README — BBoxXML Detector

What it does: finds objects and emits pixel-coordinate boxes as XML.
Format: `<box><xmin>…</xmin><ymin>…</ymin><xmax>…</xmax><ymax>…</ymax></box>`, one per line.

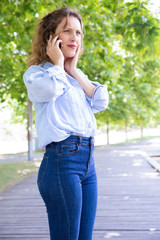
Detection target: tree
<box><xmin>1</xmin><ymin>0</ymin><xmax>160</xmax><ymax>151</ymax></box>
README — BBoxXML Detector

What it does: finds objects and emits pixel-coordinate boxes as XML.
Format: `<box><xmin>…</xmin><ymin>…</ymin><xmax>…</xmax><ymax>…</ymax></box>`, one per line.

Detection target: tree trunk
<box><xmin>27</xmin><ymin>99</ymin><xmax>33</xmax><ymax>161</ymax></box>
<box><xmin>106</xmin><ymin>120</ymin><xmax>109</xmax><ymax>145</ymax></box>
<box><xmin>125</xmin><ymin>119</ymin><xmax>128</xmax><ymax>143</ymax></box>
<box><xmin>140</xmin><ymin>125</ymin><xmax>143</xmax><ymax>139</ymax></box>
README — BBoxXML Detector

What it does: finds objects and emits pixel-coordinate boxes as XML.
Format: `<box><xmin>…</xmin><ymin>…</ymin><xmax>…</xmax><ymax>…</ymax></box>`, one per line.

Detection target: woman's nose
<box><xmin>70</xmin><ymin>32</ymin><xmax>77</xmax><ymax>41</ymax></box>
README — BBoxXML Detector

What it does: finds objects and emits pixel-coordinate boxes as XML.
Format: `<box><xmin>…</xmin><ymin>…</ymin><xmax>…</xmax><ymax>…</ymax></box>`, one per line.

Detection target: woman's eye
<box><xmin>76</xmin><ymin>31</ymin><xmax>81</xmax><ymax>35</ymax></box>
<box><xmin>64</xmin><ymin>29</ymin><xmax>69</xmax><ymax>32</ymax></box>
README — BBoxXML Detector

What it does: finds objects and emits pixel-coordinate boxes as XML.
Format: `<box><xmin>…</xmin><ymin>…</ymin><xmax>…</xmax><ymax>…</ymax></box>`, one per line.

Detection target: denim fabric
<box><xmin>37</xmin><ymin>135</ymin><xmax>97</xmax><ymax>240</ymax></box>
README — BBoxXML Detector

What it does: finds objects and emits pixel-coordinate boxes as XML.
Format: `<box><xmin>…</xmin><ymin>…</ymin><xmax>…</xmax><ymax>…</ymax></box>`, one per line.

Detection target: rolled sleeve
<box><xmin>23</xmin><ymin>65</ymin><xmax>69</xmax><ymax>103</ymax></box>
<box><xmin>77</xmin><ymin>68</ymin><xmax>109</xmax><ymax>113</ymax></box>
<box><xmin>85</xmin><ymin>82</ymin><xmax>109</xmax><ymax>113</ymax></box>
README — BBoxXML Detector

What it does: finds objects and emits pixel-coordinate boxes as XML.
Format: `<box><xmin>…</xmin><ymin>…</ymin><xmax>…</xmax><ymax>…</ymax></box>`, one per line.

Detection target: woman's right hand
<box><xmin>46</xmin><ymin>35</ymin><xmax>64</xmax><ymax>69</ymax></box>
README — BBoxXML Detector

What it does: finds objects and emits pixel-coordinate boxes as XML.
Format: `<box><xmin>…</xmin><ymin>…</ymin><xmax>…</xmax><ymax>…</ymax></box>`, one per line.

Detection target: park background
<box><xmin>1</xmin><ymin>1</ymin><xmax>160</xmax><ymax>239</ymax></box>
<box><xmin>1</xmin><ymin>0</ymin><xmax>160</xmax><ymax>156</ymax></box>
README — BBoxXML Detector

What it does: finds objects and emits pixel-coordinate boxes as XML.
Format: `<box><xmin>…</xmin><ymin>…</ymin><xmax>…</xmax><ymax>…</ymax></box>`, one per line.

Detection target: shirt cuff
<box><xmin>86</xmin><ymin>82</ymin><xmax>101</xmax><ymax>106</ymax></box>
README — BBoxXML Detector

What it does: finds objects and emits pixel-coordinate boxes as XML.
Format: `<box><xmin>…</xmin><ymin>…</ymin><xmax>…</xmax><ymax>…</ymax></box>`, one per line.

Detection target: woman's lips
<box><xmin>67</xmin><ymin>45</ymin><xmax>77</xmax><ymax>49</ymax></box>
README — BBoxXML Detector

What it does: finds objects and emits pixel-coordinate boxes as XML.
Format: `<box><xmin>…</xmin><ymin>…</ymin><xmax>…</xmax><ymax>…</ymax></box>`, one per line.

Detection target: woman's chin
<box><xmin>63</xmin><ymin>51</ymin><xmax>76</xmax><ymax>59</ymax></box>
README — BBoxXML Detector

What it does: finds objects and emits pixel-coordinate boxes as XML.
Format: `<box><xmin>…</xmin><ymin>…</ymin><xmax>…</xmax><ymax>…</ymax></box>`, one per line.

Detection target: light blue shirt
<box><xmin>23</xmin><ymin>62</ymin><xmax>109</xmax><ymax>148</ymax></box>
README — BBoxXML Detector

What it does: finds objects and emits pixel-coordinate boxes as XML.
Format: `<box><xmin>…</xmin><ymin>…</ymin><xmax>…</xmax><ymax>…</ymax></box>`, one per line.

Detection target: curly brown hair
<box><xmin>28</xmin><ymin>7</ymin><xmax>84</xmax><ymax>67</ymax></box>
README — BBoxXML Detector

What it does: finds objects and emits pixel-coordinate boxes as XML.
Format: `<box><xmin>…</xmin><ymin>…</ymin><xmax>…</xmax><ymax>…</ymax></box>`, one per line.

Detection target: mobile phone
<box><xmin>57</xmin><ymin>37</ymin><xmax>62</xmax><ymax>49</ymax></box>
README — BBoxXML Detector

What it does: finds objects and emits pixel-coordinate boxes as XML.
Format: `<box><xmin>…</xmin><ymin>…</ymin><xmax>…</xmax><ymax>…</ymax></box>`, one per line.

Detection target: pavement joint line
<box><xmin>140</xmin><ymin>151</ymin><xmax>160</xmax><ymax>172</ymax></box>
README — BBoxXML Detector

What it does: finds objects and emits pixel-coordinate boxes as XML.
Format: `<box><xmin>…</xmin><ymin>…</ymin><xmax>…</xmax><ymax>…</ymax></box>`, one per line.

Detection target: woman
<box><xmin>23</xmin><ymin>7</ymin><xmax>108</xmax><ymax>240</ymax></box>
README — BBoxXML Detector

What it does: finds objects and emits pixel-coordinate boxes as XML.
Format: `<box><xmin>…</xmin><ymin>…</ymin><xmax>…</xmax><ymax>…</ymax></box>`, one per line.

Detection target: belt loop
<box><xmin>88</xmin><ymin>137</ymin><xmax>91</xmax><ymax>146</ymax></box>
<box><xmin>79</xmin><ymin>136</ymin><xmax>82</xmax><ymax>144</ymax></box>
<box><xmin>90</xmin><ymin>136</ymin><xmax>94</xmax><ymax>145</ymax></box>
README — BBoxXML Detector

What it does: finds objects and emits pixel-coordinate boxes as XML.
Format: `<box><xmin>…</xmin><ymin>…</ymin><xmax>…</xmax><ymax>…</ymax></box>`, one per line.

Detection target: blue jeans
<box><xmin>37</xmin><ymin>135</ymin><xmax>97</xmax><ymax>240</ymax></box>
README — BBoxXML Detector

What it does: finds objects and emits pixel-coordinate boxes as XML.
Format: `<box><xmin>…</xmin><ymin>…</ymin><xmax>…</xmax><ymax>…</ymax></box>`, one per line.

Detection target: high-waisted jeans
<box><xmin>37</xmin><ymin>135</ymin><xmax>97</xmax><ymax>240</ymax></box>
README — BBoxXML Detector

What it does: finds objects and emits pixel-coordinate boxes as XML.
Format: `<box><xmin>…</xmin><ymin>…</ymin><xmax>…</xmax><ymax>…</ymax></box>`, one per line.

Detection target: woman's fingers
<box><xmin>47</xmin><ymin>36</ymin><xmax>63</xmax><ymax>53</ymax></box>
<box><xmin>72</xmin><ymin>45</ymin><xmax>81</xmax><ymax>64</ymax></box>
<box><xmin>47</xmin><ymin>35</ymin><xmax>63</xmax><ymax>51</ymax></box>
<box><xmin>76</xmin><ymin>44</ymin><xmax>81</xmax><ymax>56</ymax></box>
<box><xmin>46</xmin><ymin>34</ymin><xmax>64</xmax><ymax>68</ymax></box>
<box><xmin>47</xmin><ymin>35</ymin><xmax>53</xmax><ymax>46</ymax></box>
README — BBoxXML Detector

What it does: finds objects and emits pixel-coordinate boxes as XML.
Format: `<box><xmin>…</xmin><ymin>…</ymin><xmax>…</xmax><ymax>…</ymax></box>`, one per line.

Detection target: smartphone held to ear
<box><xmin>59</xmin><ymin>42</ymin><xmax>62</xmax><ymax>49</ymax></box>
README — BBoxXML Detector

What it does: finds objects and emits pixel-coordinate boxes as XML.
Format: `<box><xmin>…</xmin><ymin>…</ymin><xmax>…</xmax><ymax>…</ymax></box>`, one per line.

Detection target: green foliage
<box><xmin>1</xmin><ymin>0</ymin><xmax>160</xmax><ymax>128</ymax></box>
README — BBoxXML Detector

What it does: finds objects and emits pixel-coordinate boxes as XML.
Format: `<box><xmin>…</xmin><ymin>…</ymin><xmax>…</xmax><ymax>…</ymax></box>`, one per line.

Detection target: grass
<box><xmin>96</xmin><ymin>135</ymin><xmax>159</xmax><ymax>148</ymax></box>
<box><xmin>110</xmin><ymin>136</ymin><xmax>150</xmax><ymax>145</ymax></box>
<box><xmin>0</xmin><ymin>161</ymin><xmax>40</xmax><ymax>193</ymax></box>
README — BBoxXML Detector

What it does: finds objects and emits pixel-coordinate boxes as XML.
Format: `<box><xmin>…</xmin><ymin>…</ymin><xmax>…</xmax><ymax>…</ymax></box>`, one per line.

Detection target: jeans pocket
<box><xmin>37</xmin><ymin>155</ymin><xmax>48</xmax><ymax>185</ymax></box>
<box><xmin>58</xmin><ymin>142</ymin><xmax>80</xmax><ymax>156</ymax></box>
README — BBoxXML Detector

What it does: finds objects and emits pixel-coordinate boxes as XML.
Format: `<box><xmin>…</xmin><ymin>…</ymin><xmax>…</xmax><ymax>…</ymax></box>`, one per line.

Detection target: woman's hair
<box><xmin>28</xmin><ymin>7</ymin><xmax>84</xmax><ymax>66</ymax></box>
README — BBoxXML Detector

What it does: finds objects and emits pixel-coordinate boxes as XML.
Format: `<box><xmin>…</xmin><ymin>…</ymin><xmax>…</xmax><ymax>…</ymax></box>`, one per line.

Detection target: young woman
<box><xmin>23</xmin><ymin>7</ymin><xmax>109</xmax><ymax>240</ymax></box>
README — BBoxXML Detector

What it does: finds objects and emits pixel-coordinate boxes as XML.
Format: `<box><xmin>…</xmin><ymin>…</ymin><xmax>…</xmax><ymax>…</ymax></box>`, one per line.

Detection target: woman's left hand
<box><xmin>64</xmin><ymin>45</ymin><xmax>81</xmax><ymax>77</ymax></box>
<box><xmin>64</xmin><ymin>44</ymin><xmax>96</xmax><ymax>97</ymax></box>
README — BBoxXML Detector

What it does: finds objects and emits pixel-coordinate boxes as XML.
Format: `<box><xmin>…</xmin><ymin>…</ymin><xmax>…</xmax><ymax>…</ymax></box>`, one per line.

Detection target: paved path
<box><xmin>0</xmin><ymin>138</ymin><xmax>160</xmax><ymax>239</ymax></box>
<box><xmin>0</xmin><ymin>152</ymin><xmax>44</xmax><ymax>163</ymax></box>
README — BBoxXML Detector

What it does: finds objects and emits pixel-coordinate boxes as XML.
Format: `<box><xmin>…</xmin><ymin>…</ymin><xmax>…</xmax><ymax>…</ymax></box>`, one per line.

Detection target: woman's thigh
<box><xmin>79</xmin><ymin>172</ymin><xmax>98</xmax><ymax>240</ymax></box>
<box><xmin>37</xmin><ymin>146</ymin><xmax>88</xmax><ymax>240</ymax></box>
<box><xmin>37</xmin><ymin>137</ymin><xmax>96</xmax><ymax>240</ymax></box>
<box><xmin>47</xmin><ymin>173</ymin><xmax>83</xmax><ymax>240</ymax></box>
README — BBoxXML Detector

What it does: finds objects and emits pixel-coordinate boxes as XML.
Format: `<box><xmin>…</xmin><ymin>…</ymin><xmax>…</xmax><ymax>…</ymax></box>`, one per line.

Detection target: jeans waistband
<box><xmin>66</xmin><ymin>135</ymin><xmax>94</xmax><ymax>144</ymax></box>
<box><xmin>46</xmin><ymin>135</ymin><xmax>94</xmax><ymax>148</ymax></box>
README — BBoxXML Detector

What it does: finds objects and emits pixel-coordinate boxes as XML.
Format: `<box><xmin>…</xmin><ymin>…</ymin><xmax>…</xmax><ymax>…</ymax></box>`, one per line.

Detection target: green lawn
<box><xmin>0</xmin><ymin>161</ymin><xmax>40</xmax><ymax>193</ymax></box>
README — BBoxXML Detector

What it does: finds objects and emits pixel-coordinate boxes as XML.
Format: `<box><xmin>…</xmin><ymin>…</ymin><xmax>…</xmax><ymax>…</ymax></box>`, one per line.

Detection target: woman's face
<box><xmin>55</xmin><ymin>16</ymin><xmax>82</xmax><ymax>60</ymax></box>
